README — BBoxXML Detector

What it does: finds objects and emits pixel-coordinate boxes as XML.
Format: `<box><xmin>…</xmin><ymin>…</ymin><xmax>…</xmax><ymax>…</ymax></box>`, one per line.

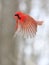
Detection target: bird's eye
<box><xmin>15</xmin><ymin>14</ymin><xmax>21</xmax><ymax>19</ymax></box>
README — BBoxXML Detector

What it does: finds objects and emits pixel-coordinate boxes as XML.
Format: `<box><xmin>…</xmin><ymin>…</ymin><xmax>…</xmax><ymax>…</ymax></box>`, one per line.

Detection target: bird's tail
<box><xmin>37</xmin><ymin>21</ymin><xmax>43</xmax><ymax>25</ymax></box>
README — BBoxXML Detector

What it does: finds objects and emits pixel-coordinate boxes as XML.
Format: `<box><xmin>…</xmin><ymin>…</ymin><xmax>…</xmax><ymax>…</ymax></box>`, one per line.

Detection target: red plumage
<box><xmin>14</xmin><ymin>11</ymin><xmax>43</xmax><ymax>37</ymax></box>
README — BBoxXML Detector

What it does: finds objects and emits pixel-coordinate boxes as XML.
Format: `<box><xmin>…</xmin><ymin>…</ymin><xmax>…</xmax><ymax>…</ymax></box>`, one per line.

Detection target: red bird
<box><xmin>14</xmin><ymin>11</ymin><xmax>43</xmax><ymax>38</ymax></box>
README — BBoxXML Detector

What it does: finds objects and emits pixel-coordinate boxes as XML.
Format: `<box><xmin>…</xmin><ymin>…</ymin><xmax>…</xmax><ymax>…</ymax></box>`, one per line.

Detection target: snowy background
<box><xmin>0</xmin><ymin>0</ymin><xmax>49</xmax><ymax>65</ymax></box>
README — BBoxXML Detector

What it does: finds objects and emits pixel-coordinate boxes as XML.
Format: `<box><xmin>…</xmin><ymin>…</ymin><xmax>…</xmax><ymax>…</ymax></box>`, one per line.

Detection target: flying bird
<box><xmin>14</xmin><ymin>11</ymin><xmax>43</xmax><ymax>38</ymax></box>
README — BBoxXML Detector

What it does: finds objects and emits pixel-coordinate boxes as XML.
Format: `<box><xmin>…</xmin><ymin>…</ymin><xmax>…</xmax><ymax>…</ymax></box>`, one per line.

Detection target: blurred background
<box><xmin>0</xmin><ymin>0</ymin><xmax>49</xmax><ymax>65</ymax></box>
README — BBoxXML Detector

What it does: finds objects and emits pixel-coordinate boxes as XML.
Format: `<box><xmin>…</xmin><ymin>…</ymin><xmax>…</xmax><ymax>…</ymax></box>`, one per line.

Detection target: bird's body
<box><xmin>14</xmin><ymin>11</ymin><xmax>43</xmax><ymax>38</ymax></box>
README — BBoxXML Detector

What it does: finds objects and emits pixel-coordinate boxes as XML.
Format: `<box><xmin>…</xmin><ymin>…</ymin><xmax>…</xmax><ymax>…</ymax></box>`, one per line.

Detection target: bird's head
<box><xmin>14</xmin><ymin>11</ymin><xmax>26</xmax><ymax>23</ymax></box>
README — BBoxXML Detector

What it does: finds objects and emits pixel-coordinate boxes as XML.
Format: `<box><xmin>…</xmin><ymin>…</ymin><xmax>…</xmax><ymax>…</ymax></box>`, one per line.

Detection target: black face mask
<box><xmin>15</xmin><ymin>14</ymin><xmax>21</xmax><ymax>19</ymax></box>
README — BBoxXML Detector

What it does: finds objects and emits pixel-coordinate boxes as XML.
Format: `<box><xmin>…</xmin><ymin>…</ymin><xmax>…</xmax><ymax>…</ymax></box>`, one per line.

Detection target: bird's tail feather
<box><xmin>37</xmin><ymin>21</ymin><xmax>43</xmax><ymax>25</ymax></box>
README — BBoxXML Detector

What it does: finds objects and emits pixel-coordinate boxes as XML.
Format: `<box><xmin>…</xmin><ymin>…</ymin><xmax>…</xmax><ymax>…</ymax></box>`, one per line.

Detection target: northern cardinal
<box><xmin>14</xmin><ymin>11</ymin><xmax>43</xmax><ymax>38</ymax></box>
